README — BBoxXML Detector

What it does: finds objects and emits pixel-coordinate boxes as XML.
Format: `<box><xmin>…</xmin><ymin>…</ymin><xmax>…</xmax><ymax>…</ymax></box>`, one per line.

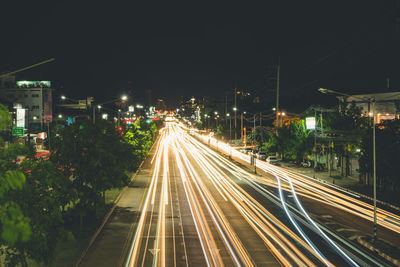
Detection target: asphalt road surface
<box><xmin>82</xmin><ymin>122</ymin><xmax>400</xmax><ymax>267</ymax></box>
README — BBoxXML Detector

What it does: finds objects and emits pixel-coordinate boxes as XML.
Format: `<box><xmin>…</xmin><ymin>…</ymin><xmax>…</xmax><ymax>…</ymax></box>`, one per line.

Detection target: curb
<box><xmin>357</xmin><ymin>236</ymin><xmax>400</xmax><ymax>266</ymax></box>
<box><xmin>74</xmin><ymin>137</ymin><xmax>158</xmax><ymax>267</ymax></box>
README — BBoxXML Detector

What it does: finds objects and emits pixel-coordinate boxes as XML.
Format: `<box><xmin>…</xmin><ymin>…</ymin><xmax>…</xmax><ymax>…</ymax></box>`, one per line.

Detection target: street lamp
<box><xmin>318</xmin><ymin>87</ymin><xmax>377</xmax><ymax>241</ymax></box>
<box><xmin>227</xmin><ymin>113</ymin><xmax>231</xmax><ymax>141</ymax></box>
<box><xmin>93</xmin><ymin>95</ymin><xmax>129</xmax><ymax>123</ymax></box>
<box><xmin>61</xmin><ymin>95</ymin><xmax>66</xmax><ymax>100</ymax></box>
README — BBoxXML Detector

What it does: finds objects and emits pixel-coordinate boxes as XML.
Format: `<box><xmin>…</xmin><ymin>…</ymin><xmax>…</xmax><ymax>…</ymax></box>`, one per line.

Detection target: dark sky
<box><xmin>1</xmin><ymin>1</ymin><xmax>399</xmax><ymax>110</ymax></box>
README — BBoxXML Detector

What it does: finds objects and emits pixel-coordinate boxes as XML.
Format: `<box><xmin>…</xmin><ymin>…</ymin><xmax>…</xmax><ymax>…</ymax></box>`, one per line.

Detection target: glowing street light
<box><xmin>121</xmin><ymin>95</ymin><xmax>128</xmax><ymax>101</ymax></box>
<box><xmin>61</xmin><ymin>95</ymin><xmax>66</xmax><ymax>100</ymax></box>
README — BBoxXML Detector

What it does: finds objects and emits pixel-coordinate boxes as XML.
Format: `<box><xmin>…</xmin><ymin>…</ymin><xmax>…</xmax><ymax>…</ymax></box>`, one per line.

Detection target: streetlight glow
<box><xmin>61</xmin><ymin>95</ymin><xmax>66</xmax><ymax>100</ymax></box>
<box><xmin>121</xmin><ymin>95</ymin><xmax>128</xmax><ymax>101</ymax></box>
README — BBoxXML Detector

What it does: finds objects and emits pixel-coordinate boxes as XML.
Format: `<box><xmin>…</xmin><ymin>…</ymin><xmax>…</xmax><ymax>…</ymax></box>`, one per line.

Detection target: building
<box><xmin>338</xmin><ymin>92</ymin><xmax>400</xmax><ymax>123</ymax></box>
<box><xmin>0</xmin><ymin>78</ymin><xmax>53</xmax><ymax>133</ymax></box>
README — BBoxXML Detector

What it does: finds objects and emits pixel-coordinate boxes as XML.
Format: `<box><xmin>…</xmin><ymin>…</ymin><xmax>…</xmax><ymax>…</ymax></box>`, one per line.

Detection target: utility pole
<box><xmin>225</xmin><ymin>93</ymin><xmax>228</xmax><ymax>125</ymax></box>
<box><xmin>234</xmin><ymin>88</ymin><xmax>237</xmax><ymax>140</ymax></box>
<box><xmin>275</xmin><ymin>60</ymin><xmax>280</xmax><ymax>133</ymax></box>
<box><xmin>229</xmin><ymin>114</ymin><xmax>232</xmax><ymax>141</ymax></box>
<box><xmin>314</xmin><ymin>109</ymin><xmax>317</xmax><ymax>178</ymax></box>
<box><xmin>241</xmin><ymin>113</ymin><xmax>244</xmax><ymax>143</ymax></box>
<box><xmin>372</xmin><ymin>100</ymin><xmax>377</xmax><ymax>241</ymax></box>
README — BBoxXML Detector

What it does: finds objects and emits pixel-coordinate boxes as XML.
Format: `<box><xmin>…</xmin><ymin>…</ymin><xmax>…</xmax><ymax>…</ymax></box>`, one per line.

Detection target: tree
<box><xmin>261</xmin><ymin>120</ymin><xmax>313</xmax><ymax>162</ymax></box>
<box><xmin>248</xmin><ymin>126</ymin><xmax>269</xmax><ymax>149</ymax></box>
<box><xmin>324</xmin><ymin>101</ymin><xmax>368</xmax><ymax>176</ymax></box>
<box><xmin>6</xmin><ymin>160</ymin><xmax>73</xmax><ymax>266</ymax></box>
<box><xmin>51</xmin><ymin>120</ymin><xmax>131</xmax><ymax>224</ymax></box>
<box><xmin>359</xmin><ymin>119</ymin><xmax>400</xmax><ymax>190</ymax></box>
<box><xmin>216</xmin><ymin>124</ymin><xmax>224</xmax><ymax>137</ymax></box>
<box><xmin>0</xmin><ymin>104</ymin><xmax>32</xmax><ymax>266</ymax></box>
<box><xmin>195</xmin><ymin>121</ymin><xmax>203</xmax><ymax>130</ymax></box>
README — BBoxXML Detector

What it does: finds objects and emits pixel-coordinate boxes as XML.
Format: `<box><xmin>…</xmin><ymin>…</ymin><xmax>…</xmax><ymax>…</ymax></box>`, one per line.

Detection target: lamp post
<box><xmin>319</xmin><ymin>88</ymin><xmax>377</xmax><ymax>241</ymax></box>
<box><xmin>227</xmin><ymin>113</ymin><xmax>231</xmax><ymax>141</ymax></box>
<box><xmin>93</xmin><ymin>95</ymin><xmax>128</xmax><ymax>124</ymax></box>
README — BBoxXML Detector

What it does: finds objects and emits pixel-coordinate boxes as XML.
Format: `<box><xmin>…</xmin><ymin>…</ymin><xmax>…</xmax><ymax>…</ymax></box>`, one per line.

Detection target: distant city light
<box><xmin>61</xmin><ymin>95</ymin><xmax>66</xmax><ymax>100</ymax></box>
<box><xmin>121</xmin><ymin>95</ymin><xmax>128</xmax><ymax>101</ymax></box>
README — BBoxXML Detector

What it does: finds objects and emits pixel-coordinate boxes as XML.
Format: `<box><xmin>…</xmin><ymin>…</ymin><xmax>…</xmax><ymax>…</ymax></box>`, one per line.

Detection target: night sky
<box><xmin>1</xmin><ymin>1</ymin><xmax>399</xmax><ymax>110</ymax></box>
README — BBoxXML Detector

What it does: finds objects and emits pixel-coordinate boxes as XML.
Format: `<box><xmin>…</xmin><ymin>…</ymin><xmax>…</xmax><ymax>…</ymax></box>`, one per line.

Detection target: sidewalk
<box><xmin>76</xmin><ymin>150</ymin><xmax>154</xmax><ymax>267</ymax></box>
<box><xmin>279</xmin><ymin>161</ymin><xmax>360</xmax><ymax>188</ymax></box>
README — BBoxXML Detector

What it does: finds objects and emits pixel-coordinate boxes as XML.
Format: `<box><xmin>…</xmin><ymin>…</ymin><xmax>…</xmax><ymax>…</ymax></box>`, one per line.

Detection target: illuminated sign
<box><xmin>16</xmin><ymin>109</ymin><xmax>25</xmax><ymax>127</ymax></box>
<box><xmin>306</xmin><ymin>117</ymin><xmax>316</xmax><ymax>130</ymax></box>
<box><xmin>16</xmin><ymin>80</ymin><xmax>51</xmax><ymax>88</ymax></box>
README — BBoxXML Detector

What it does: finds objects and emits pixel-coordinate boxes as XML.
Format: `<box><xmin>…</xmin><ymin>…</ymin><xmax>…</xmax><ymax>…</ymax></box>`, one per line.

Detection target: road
<box><xmin>121</xmin><ymin>122</ymin><xmax>400</xmax><ymax>266</ymax></box>
<box><xmin>78</xmin><ymin>121</ymin><xmax>400</xmax><ymax>266</ymax></box>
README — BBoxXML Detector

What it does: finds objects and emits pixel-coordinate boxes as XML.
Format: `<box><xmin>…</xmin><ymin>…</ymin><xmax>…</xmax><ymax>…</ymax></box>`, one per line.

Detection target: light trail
<box><xmin>172</xmin><ymin>124</ymin><xmax>327</xmax><ymax>266</ymax></box>
<box><xmin>193</xmin><ymin>128</ymin><xmax>399</xmax><ymax>266</ymax></box>
<box><xmin>127</xmin><ymin>122</ymin><xmax>395</xmax><ymax>266</ymax></box>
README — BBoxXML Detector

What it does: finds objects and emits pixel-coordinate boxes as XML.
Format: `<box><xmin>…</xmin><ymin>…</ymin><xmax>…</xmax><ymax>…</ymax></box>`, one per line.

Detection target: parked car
<box><xmin>266</xmin><ymin>155</ymin><xmax>278</xmax><ymax>164</ymax></box>
<box><xmin>240</xmin><ymin>147</ymin><xmax>253</xmax><ymax>154</ymax></box>
<box><xmin>300</xmin><ymin>160</ymin><xmax>312</xmax><ymax>168</ymax></box>
<box><xmin>257</xmin><ymin>151</ymin><xmax>268</xmax><ymax>160</ymax></box>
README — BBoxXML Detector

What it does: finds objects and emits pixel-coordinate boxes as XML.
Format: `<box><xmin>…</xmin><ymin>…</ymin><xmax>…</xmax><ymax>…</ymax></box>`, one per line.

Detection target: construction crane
<box><xmin>0</xmin><ymin>58</ymin><xmax>55</xmax><ymax>79</ymax></box>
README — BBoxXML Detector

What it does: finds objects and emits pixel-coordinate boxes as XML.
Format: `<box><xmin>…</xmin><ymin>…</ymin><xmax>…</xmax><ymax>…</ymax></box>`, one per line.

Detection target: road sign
<box><xmin>67</xmin><ymin>117</ymin><xmax>75</xmax><ymax>125</ymax></box>
<box><xmin>12</xmin><ymin>127</ymin><xmax>24</xmax><ymax>136</ymax></box>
